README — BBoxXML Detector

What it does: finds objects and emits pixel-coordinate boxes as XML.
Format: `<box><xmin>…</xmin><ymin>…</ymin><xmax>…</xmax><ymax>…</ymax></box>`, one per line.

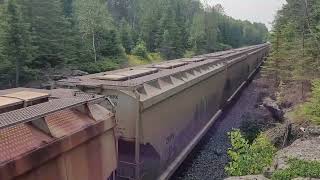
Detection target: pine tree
<box><xmin>159</xmin><ymin>1</ymin><xmax>182</xmax><ymax>59</ymax></box>
<box><xmin>62</xmin><ymin>0</ymin><xmax>73</xmax><ymax>17</ymax></box>
<box><xmin>268</xmin><ymin>0</ymin><xmax>320</xmax><ymax>81</ymax></box>
<box><xmin>20</xmin><ymin>0</ymin><xmax>74</xmax><ymax>68</ymax></box>
<box><xmin>0</xmin><ymin>0</ymin><xmax>272</xmax><ymax>87</ymax></box>
<box><xmin>3</xmin><ymin>0</ymin><xmax>32</xmax><ymax>87</ymax></box>
<box><xmin>97</xmin><ymin>29</ymin><xmax>124</xmax><ymax>58</ymax></box>
<box><xmin>204</xmin><ymin>7</ymin><xmax>219</xmax><ymax>52</ymax></box>
<box><xmin>0</xmin><ymin>2</ymin><xmax>13</xmax><ymax>87</ymax></box>
<box><xmin>189</xmin><ymin>12</ymin><xmax>207</xmax><ymax>54</ymax></box>
<box><xmin>119</xmin><ymin>18</ymin><xmax>133</xmax><ymax>54</ymax></box>
<box><xmin>139</xmin><ymin>0</ymin><xmax>162</xmax><ymax>52</ymax></box>
<box><xmin>160</xmin><ymin>30</ymin><xmax>174</xmax><ymax>59</ymax></box>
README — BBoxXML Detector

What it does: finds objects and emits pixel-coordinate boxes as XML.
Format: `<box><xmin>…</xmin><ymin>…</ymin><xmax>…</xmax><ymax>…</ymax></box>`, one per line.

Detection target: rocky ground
<box><xmin>171</xmin><ymin>73</ymin><xmax>277</xmax><ymax>180</ymax></box>
<box><xmin>223</xmin><ymin>129</ymin><xmax>320</xmax><ymax>180</ymax></box>
<box><xmin>24</xmin><ymin>68</ymin><xmax>88</xmax><ymax>89</ymax></box>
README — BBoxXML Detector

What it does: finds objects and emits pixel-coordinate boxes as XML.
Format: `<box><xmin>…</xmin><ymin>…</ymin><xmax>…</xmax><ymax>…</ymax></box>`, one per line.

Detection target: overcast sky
<box><xmin>204</xmin><ymin>0</ymin><xmax>287</xmax><ymax>30</ymax></box>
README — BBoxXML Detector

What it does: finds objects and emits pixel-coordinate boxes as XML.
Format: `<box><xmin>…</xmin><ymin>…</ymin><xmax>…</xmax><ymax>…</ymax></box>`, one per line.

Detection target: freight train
<box><xmin>0</xmin><ymin>44</ymin><xmax>269</xmax><ymax>180</ymax></box>
<box><xmin>57</xmin><ymin>43</ymin><xmax>270</xmax><ymax>180</ymax></box>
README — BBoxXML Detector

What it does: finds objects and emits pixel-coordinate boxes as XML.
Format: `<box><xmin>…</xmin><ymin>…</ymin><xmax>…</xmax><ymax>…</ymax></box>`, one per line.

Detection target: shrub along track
<box><xmin>171</xmin><ymin>73</ymin><xmax>269</xmax><ymax>180</ymax></box>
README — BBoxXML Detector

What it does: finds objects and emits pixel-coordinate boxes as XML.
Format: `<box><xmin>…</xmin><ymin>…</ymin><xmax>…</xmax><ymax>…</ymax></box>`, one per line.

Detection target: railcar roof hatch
<box><xmin>96</xmin><ymin>68</ymin><xmax>159</xmax><ymax>81</ymax></box>
<box><xmin>0</xmin><ymin>97</ymin><xmax>22</xmax><ymax>109</ymax></box>
<box><xmin>3</xmin><ymin>91</ymin><xmax>49</xmax><ymax>101</ymax></box>
<box><xmin>181</xmin><ymin>57</ymin><xmax>206</xmax><ymax>63</ymax></box>
<box><xmin>151</xmin><ymin>61</ymin><xmax>187</xmax><ymax>69</ymax></box>
<box><xmin>0</xmin><ymin>91</ymin><xmax>50</xmax><ymax>112</ymax></box>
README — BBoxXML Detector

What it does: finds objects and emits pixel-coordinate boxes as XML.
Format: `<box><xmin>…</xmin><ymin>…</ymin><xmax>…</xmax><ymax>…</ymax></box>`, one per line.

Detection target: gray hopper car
<box><xmin>58</xmin><ymin>43</ymin><xmax>270</xmax><ymax>180</ymax></box>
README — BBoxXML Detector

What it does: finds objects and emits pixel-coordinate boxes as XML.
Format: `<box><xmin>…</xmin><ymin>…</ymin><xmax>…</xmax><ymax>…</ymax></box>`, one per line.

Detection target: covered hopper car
<box><xmin>0</xmin><ymin>88</ymin><xmax>117</xmax><ymax>180</ymax></box>
<box><xmin>58</xmin><ymin>43</ymin><xmax>270</xmax><ymax>180</ymax></box>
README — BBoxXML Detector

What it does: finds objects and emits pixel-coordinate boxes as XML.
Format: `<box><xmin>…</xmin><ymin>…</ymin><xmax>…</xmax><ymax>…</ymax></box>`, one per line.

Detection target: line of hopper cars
<box><xmin>0</xmin><ymin>43</ymin><xmax>270</xmax><ymax>180</ymax></box>
<box><xmin>58</xmin><ymin>43</ymin><xmax>270</xmax><ymax>180</ymax></box>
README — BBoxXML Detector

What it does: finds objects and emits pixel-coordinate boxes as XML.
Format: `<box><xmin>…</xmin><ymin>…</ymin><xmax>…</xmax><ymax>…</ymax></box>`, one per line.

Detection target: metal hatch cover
<box><xmin>151</xmin><ymin>61</ymin><xmax>188</xmax><ymax>69</ymax></box>
<box><xmin>96</xmin><ymin>68</ymin><xmax>159</xmax><ymax>81</ymax></box>
<box><xmin>181</xmin><ymin>57</ymin><xmax>206</xmax><ymax>63</ymax></box>
<box><xmin>2</xmin><ymin>91</ymin><xmax>49</xmax><ymax>101</ymax></box>
<box><xmin>0</xmin><ymin>97</ymin><xmax>23</xmax><ymax>109</ymax></box>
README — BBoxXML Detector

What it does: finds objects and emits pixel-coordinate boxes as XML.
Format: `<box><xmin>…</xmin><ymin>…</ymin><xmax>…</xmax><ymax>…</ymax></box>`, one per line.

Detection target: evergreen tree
<box><xmin>21</xmin><ymin>0</ymin><xmax>74</xmax><ymax>68</ymax></box>
<box><xmin>62</xmin><ymin>0</ymin><xmax>73</xmax><ymax>17</ymax></box>
<box><xmin>160</xmin><ymin>30</ymin><xmax>174</xmax><ymax>59</ymax></box>
<box><xmin>96</xmin><ymin>29</ymin><xmax>124</xmax><ymax>59</ymax></box>
<box><xmin>119</xmin><ymin>18</ymin><xmax>133</xmax><ymax>54</ymax></box>
<box><xmin>159</xmin><ymin>1</ymin><xmax>183</xmax><ymax>59</ymax></box>
<box><xmin>139</xmin><ymin>0</ymin><xmax>162</xmax><ymax>52</ymax></box>
<box><xmin>268</xmin><ymin>0</ymin><xmax>320</xmax><ymax>81</ymax></box>
<box><xmin>0</xmin><ymin>0</ymin><xmax>270</xmax><ymax>86</ymax></box>
<box><xmin>189</xmin><ymin>12</ymin><xmax>207</xmax><ymax>54</ymax></box>
<box><xmin>2</xmin><ymin>0</ymin><xmax>32</xmax><ymax>86</ymax></box>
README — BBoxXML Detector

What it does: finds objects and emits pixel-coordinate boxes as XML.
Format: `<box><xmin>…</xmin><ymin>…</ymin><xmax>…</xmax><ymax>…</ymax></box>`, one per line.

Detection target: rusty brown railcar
<box><xmin>0</xmin><ymin>89</ymin><xmax>117</xmax><ymax>180</ymax></box>
<box><xmin>58</xmin><ymin>43</ymin><xmax>270</xmax><ymax>180</ymax></box>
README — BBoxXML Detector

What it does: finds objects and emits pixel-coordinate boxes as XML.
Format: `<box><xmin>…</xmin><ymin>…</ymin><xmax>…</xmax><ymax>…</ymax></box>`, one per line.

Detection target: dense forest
<box><xmin>269</xmin><ymin>0</ymin><xmax>320</xmax><ymax>81</ymax></box>
<box><xmin>0</xmin><ymin>0</ymin><xmax>268</xmax><ymax>88</ymax></box>
<box><xmin>224</xmin><ymin>1</ymin><xmax>320</xmax><ymax>179</ymax></box>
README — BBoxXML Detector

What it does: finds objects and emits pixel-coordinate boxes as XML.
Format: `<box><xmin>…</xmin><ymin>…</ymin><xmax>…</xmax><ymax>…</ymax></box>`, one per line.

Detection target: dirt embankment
<box><xmin>172</xmin><ymin>70</ymin><xmax>316</xmax><ymax>180</ymax></box>
<box><xmin>223</xmin><ymin>76</ymin><xmax>319</xmax><ymax>180</ymax></box>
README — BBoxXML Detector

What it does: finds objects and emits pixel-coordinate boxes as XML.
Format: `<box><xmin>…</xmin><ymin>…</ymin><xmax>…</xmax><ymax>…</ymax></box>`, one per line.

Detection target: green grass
<box><xmin>127</xmin><ymin>53</ymin><xmax>163</xmax><ymax>66</ymax></box>
<box><xmin>272</xmin><ymin>159</ymin><xmax>320</xmax><ymax>180</ymax></box>
<box><xmin>293</xmin><ymin>80</ymin><xmax>320</xmax><ymax>124</ymax></box>
<box><xmin>184</xmin><ymin>50</ymin><xmax>195</xmax><ymax>58</ymax></box>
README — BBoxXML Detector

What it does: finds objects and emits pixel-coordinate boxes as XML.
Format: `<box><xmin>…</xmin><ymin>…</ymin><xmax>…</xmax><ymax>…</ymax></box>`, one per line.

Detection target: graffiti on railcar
<box><xmin>165</xmin><ymin>133</ymin><xmax>177</xmax><ymax>164</ymax></box>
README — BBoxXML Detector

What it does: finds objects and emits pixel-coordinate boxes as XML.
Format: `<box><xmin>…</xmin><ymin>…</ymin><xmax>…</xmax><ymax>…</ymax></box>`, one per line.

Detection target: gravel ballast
<box><xmin>171</xmin><ymin>73</ymin><xmax>268</xmax><ymax>180</ymax></box>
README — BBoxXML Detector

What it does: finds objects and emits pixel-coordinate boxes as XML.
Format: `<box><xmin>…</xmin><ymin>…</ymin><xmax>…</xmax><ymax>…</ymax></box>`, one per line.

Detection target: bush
<box><xmin>183</xmin><ymin>50</ymin><xmax>195</xmax><ymax>58</ymax></box>
<box><xmin>239</xmin><ymin>114</ymin><xmax>266</xmax><ymax>143</ymax></box>
<box><xmin>78</xmin><ymin>60</ymin><xmax>120</xmax><ymax>74</ymax></box>
<box><xmin>216</xmin><ymin>43</ymin><xmax>233</xmax><ymax>51</ymax></box>
<box><xmin>299</xmin><ymin>80</ymin><xmax>320</xmax><ymax>124</ymax></box>
<box><xmin>127</xmin><ymin>54</ymin><xmax>148</xmax><ymax>66</ymax></box>
<box><xmin>272</xmin><ymin>159</ymin><xmax>320</xmax><ymax>180</ymax></box>
<box><xmin>147</xmin><ymin>52</ymin><xmax>163</xmax><ymax>62</ymax></box>
<box><xmin>127</xmin><ymin>53</ymin><xmax>163</xmax><ymax>66</ymax></box>
<box><xmin>225</xmin><ymin>129</ymin><xmax>276</xmax><ymax>176</ymax></box>
<box><xmin>132</xmin><ymin>41</ymin><xmax>148</xmax><ymax>59</ymax></box>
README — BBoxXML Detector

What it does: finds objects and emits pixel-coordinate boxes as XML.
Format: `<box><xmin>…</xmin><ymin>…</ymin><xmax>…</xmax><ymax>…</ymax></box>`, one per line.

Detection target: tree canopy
<box><xmin>268</xmin><ymin>0</ymin><xmax>320</xmax><ymax>81</ymax></box>
<box><xmin>0</xmin><ymin>0</ymin><xmax>268</xmax><ymax>88</ymax></box>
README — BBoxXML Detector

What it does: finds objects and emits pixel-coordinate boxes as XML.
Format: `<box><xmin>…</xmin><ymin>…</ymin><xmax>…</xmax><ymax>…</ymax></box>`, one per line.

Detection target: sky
<box><xmin>204</xmin><ymin>0</ymin><xmax>287</xmax><ymax>30</ymax></box>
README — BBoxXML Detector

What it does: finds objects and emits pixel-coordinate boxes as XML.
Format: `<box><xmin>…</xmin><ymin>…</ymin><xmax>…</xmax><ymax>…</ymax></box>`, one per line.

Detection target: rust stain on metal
<box><xmin>45</xmin><ymin>109</ymin><xmax>94</xmax><ymax>138</ymax></box>
<box><xmin>0</xmin><ymin>124</ymin><xmax>51</xmax><ymax>163</ymax></box>
<box><xmin>0</xmin><ymin>124</ymin><xmax>35</xmax><ymax>163</ymax></box>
